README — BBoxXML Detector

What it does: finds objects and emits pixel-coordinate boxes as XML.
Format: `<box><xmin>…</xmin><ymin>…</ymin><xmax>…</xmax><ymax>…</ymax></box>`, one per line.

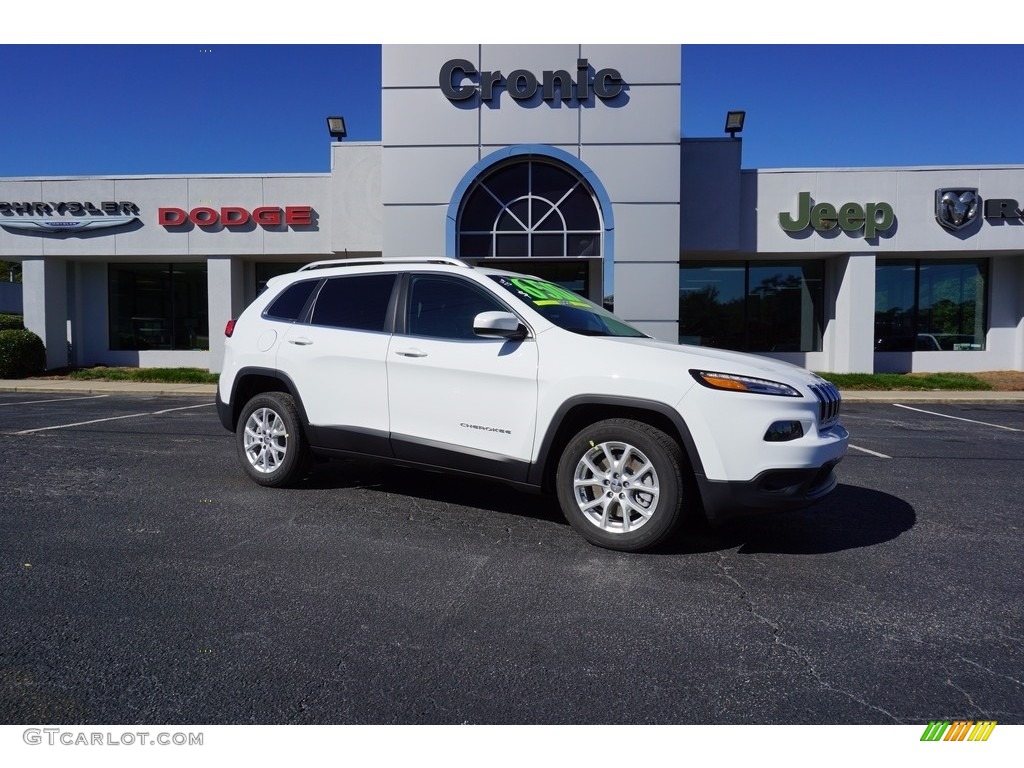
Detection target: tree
<box><xmin>0</xmin><ymin>261</ymin><xmax>21</xmax><ymax>283</ymax></box>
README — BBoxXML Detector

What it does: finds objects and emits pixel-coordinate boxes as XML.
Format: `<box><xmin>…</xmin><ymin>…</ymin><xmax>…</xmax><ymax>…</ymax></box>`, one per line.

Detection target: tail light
<box><xmin>224</xmin><ymin>319</ymin><xmax>237</xmax><ymax>337</ymax></box>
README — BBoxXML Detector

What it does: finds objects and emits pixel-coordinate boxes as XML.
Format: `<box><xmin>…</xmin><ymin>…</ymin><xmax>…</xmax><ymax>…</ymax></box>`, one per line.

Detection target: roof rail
<box><xmin>298</xmin><ymin>256</ymin><xmax>471</xmax><ymax>272</ymax></box>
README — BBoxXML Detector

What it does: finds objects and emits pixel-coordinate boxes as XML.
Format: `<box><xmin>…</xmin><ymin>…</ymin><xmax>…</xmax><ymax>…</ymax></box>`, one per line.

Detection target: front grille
<box><xmin>809</xmin><ymin>382</ymin><xmax>842</xmax><ymax>424</ymax></box>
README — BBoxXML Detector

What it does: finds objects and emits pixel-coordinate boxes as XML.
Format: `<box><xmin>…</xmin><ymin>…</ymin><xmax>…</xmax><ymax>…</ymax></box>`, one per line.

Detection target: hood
<box><xmin>603</xmin><ymin>336</ymin><xmax>819</xmax><ymax>380</ymax></box>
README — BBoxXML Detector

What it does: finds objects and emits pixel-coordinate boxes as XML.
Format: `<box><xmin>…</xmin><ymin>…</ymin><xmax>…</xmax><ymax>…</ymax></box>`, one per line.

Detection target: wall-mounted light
<box><xmin>326</xmin><ymin>116</ymin><xmax>347</xmax><ymax>141</ymax></box>
<box><xmin>724</xmin><ymin>111</ymin><xmax>746</xmax><ymax>138</ymax></box>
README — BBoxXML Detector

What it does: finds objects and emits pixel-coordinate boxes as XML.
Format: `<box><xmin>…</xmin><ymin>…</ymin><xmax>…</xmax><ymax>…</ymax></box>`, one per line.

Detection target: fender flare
<box><xmin>528</xmin><ymin>395</ymin><xmax>706</xmax><ymax>487</ymax></box>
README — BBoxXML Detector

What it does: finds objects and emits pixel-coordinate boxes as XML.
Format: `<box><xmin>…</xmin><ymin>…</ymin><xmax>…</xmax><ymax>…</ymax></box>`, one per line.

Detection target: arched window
<box><xmin>457</xmin><ymin>158</ymin><xmax>602</xmax><ymax>260</ymax></box>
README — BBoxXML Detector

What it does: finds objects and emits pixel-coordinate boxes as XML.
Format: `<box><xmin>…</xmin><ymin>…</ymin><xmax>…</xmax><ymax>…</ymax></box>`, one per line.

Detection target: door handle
<box><xmin>394</xmin><ymin>348</ymin><xmax>427</xmax><ymax>358</ymax></box>
<box><xmin>288</xmin><ymin>337</ymin><xmax>313</xmax><ymax>346</ymax></box>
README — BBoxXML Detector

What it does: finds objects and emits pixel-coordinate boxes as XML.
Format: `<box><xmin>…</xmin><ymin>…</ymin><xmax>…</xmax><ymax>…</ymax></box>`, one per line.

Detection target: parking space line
<box><xmin>893</xmin><ymin>403</ymin><xmax>1022</xmax><ymax>432</ymax></box>
<box><xmin>849</xmin><ymin>444</ymin><xmax>892</xmax><ymax>459</ymax></box>
<box><xmin>13</xmin><ymin>402</ymin><xmax>214</xmax><ymax>435</ymax></box>
<box><xmin>0</xmin><ymin>394</ymin><xmax>109</xmax><ymax>407</ymax></box>
<box><xmin>152</xmin><ymin>403</ymin><xmax>216</xmax><ymax>415</ymax></box>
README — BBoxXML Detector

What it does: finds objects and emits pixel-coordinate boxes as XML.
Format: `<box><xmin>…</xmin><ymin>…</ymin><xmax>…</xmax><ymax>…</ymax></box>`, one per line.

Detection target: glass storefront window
<box><xmin>678</xmin><ymin>265</ymin><xmax>745</xmax><ymax>349</ymax></box>
<box><xmin>679</xmin><ymin>261</ymin><xmax>824</xmax><ymax>352</ymax></box>
<box><xmin>874</xmin><ymin>259</ymin><xmax>987</xmax><ymax>351</ymax></box>
<box><xmin>458</xmin><ymin>158</ymin><xmax>602</xmax><ymax>261</ymax></box>
<box><xmin>874</xmin><ymin>261</ymin><xmax>916</xmax><ymax>349</ymax></box>
<box><xmin>109</xmin><ymin>263</ymin><xmax>209</xmax><ymax>351</ymax></box>
<box><xmin>485</xmin><ymin>259</ymin><xmax>590</xmax><ymax>298</ymax></box>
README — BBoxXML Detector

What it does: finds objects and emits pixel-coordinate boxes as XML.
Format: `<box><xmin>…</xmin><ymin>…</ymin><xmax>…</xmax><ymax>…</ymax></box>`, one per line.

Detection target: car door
<box><xmin>387</xmin><ymin>273</ymin><xmax>539</xmax><ymax>482</ymax></box>
<box><xmin>276</xmin><ymin>272</ymin><xmax>397</xmax><ymax>453</ymax></box>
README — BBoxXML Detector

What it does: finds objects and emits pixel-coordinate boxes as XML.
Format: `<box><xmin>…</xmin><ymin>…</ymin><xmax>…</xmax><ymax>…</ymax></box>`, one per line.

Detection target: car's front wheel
<box><xmin>236</xmin><ymin>392</ymin><xmax>309</xmax><ymax>487</ymax></box>
<box><xmin>556</xmin><ymin>418</ymin><xmax>686</xmax><ymax>552</ymax></box>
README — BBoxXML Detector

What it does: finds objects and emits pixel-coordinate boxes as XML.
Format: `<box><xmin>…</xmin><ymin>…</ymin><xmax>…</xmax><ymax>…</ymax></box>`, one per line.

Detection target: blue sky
<box><xmin>0</xmin><ymin>45</ymin><xmax>383</xmax><ymax>176</ymax></box>
<box><xmin>2</xmin><ymin>11</ymin><xmax>1022</xmax><ymax>177</ymax></box>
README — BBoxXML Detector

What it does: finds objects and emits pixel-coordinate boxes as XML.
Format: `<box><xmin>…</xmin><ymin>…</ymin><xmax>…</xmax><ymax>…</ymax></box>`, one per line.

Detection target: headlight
<box><xmin>689</xmin><ymin>370</ymin><xmax>802</xmax><ymax>397</ymax></box>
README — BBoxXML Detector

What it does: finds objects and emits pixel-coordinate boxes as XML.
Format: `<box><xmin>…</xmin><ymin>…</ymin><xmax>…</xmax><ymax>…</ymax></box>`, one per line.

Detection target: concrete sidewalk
<box><xmin>2</xmin><ymin>378</ymin><xmax>1024</xmax><ymax>403</ymax></box>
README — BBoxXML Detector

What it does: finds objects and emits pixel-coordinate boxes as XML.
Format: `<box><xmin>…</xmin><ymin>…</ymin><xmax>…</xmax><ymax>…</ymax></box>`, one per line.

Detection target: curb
<box><xmin>0</xmin><ymin>380</ymin><xmax>216</xmax><ymax>396</ymax></box>
<box><xmin>838</xmin><ymin>391</ymin><xmax>1024</xmax><ymax>403</ymax></box>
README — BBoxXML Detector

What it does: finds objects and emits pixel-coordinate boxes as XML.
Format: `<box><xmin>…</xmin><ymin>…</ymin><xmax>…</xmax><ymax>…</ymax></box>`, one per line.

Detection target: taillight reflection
<box><xmin>224</xmin><ymin>319</ymin><xmax>237</xmax><ymax>337</ymax></box>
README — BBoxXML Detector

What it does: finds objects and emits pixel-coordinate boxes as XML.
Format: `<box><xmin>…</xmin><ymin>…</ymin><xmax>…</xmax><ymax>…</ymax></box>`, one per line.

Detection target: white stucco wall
<box><xmin>381</xmin><ymin>43</ymin><xmax>682</xmax><ymax>342</ymax></box>
<box><xmin>747</xmin><ymin>165</ymin><xmax>1024</xmax><ymax>255</ymax></box>
<box><xmin>0</xmin><ymin>174</ymin><xmax>335</xmax><ymax>259</ymax></box>
<box><xmin>0</xmin><ymin>171</ymin><xmax>356</xmax><ymax>370</ymax></box>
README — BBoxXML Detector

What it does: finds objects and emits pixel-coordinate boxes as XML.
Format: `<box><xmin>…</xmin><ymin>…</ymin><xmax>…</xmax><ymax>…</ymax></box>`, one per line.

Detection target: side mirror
<box><xmin>473</xmin><ymin>311</ymin><xmax>527</xmax><ymax>340</ymax></box>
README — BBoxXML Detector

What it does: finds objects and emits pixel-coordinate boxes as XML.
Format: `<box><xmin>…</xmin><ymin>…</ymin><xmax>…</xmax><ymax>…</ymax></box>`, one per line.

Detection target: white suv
<box><xmin>217</xmin><ymin>257</ymin><xmax>848</xmax><ymax>552</ymax></box>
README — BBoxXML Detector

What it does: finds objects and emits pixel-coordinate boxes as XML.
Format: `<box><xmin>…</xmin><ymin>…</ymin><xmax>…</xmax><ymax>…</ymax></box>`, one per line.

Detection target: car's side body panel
<box><xmin>387</xmin><ymin>334</ymin><xmax>539</xmax><ymax>464</ymax></box>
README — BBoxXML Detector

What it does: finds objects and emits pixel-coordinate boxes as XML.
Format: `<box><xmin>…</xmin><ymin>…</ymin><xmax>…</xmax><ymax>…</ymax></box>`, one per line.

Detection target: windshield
<box><xmin>488</xmin><ymin>274</ymin><xmax>648</xmax><ymax>338</ymax></box>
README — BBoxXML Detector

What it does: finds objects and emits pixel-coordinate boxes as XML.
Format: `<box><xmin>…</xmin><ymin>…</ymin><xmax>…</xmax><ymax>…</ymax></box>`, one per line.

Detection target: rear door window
<box><xmin>310</xmin><ymin>274</ymin><xmax>397</xmax><ymax>332</ymax></box>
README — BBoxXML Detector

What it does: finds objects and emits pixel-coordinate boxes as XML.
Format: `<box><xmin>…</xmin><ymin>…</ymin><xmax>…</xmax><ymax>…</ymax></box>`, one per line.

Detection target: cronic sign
<box><xmin>439</xmin><ymin>58</ymin><xmax>624</xmax><ymax>104</ymax></box>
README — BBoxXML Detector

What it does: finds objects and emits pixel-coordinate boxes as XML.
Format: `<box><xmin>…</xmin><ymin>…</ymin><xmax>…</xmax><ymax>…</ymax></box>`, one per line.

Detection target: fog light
<box><xmin>764</xmin><ymin>420</ymin><xmax>804</xmax><ymax>442</ymax></box>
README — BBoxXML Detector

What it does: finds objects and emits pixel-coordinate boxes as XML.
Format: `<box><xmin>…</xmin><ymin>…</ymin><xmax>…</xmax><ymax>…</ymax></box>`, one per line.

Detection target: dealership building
<box><xmin>2</xmin><ymin>44</ymin><xmax>1023</xmax><ymax>373</ymax></box>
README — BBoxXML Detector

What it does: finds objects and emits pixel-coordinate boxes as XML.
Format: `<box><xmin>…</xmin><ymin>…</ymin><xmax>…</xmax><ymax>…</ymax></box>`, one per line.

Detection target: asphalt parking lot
<box><xmin>0</xmin><ymin>393</ymin><xmax>1021</xmax><ymax>725</ymax></box>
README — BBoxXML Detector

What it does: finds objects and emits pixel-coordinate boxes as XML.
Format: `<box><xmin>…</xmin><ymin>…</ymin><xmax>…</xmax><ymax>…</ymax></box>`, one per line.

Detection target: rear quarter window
<box><xmin>263</xmin><ymin>279</ymin><xmax>320</xmax><ymax>322</ymax></box>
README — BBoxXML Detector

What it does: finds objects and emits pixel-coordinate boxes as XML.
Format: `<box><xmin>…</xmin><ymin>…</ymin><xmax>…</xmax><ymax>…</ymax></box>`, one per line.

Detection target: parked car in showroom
<box><xmin>217</xmin><ymin>257</ymin><xmax>848</xmax><ymax>552</ymax></box>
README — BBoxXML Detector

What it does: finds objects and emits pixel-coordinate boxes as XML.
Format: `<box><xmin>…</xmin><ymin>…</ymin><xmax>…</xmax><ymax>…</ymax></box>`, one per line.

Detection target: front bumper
<box><xmin>696</xmin><ymin>457</ymin><xmax>842</xmax><ymax>525</ymax></box>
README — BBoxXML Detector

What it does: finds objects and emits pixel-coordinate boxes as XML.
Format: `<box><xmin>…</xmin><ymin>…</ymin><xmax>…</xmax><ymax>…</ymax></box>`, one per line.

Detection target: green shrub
<box><xmin>0</xmin><ymin>314</ymin><xmax>24</xmax><ymax>331</ymax></box>
<box><xmin>0</xmin><ymin>329</ymin><xmax>46</xmax><ymax>378</ymax></box>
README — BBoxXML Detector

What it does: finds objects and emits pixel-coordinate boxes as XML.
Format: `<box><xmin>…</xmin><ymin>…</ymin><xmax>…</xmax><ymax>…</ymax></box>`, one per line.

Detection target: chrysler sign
<box><xmin>0</xmin><ymin>200</ymin><xmax>140</xmax><ymax>233</ymax></box>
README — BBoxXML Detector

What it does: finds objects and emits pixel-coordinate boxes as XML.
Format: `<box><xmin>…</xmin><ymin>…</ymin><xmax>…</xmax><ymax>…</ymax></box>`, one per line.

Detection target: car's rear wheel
<box><xmin>236</xmin><ymin>392</ymin><xmax>308</xmax><ymax>487</ymax></box>
<box><xmin>556</xmin><ymin>418</ymin><xmax>685</xmax><ymax>552</ymax></box>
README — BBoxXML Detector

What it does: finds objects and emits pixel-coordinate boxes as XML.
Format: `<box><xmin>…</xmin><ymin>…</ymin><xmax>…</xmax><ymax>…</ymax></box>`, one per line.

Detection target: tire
<box><xmin>236</xmin><ymin>392</ymin><xmax>309</xmax><ymax>487</ymax></box>
<box><xmin>555</xmin><ymin>418</ymin><xmax>686</xmax><ymax>552</ymax></box>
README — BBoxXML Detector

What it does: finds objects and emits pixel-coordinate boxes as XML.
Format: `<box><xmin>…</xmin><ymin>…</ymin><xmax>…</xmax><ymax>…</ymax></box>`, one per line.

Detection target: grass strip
<box><xmin>815</xmin><ymin>372</ymin><xmax>992</xmax><ymax>391</ymax></box>
<box><xmin>68</xmin><ymin>367</ymin><xmax>219</xmax><ymax>384</ymax></box>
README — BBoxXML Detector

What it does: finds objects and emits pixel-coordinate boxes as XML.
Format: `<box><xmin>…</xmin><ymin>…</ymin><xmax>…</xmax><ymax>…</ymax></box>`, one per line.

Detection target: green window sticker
<box><xmin>509</xmin><ymin>277</ymin><xmax>589</xmax><ymax>308</ymax></box>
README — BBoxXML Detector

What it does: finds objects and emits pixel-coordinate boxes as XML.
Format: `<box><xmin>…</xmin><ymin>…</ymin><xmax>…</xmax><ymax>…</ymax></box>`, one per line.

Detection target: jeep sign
<box><xmin>779</xmin><ymin>192</ymin><xmax>895</xmax><ymax>239</ymax></box>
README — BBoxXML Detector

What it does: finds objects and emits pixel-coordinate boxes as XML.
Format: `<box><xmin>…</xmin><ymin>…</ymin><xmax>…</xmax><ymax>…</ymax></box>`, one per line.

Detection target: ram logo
<box><xmin>935</xmin><ymin>188</ymin><xmax>981</xmax><ymax>232</ymax></box>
